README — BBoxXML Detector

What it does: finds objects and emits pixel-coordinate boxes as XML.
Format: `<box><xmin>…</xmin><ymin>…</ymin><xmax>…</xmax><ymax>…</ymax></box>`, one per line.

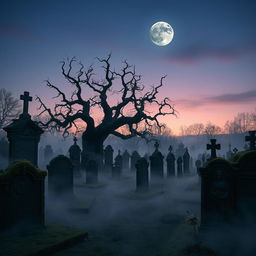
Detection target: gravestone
<box><xmin>166</xmin><ymin>145</ymin><xmax>175</xmax><ymax>177</ymax></box>
<box><xmin>44</xmin><ymin>144</ymin><xmax>54</xmax><ymax>164</ymax></box>
<box><xmin>177</xmin><ymin>157</ymin><xmax>183</xmax><ymax>177</ymax></box>
<box><xmin>183</xmin><ymin>148</ymin><xmax>190</xmax><ymax>175</ymax></box>
<box><xmin>68</xmin><ymin>137</ymin><xmax>81</xmax><ymax>178</ymax></box>
<box><xmin>195</xmin><ymin>159</ymin><xmax>202</xmax><ymax>175</ymax></box>
<box><xmin>0</xmin><ymin>160</ymin><xmax>46</xmax><ymax>232</ymax></box>
<box><xmin>122</xmin><ymin>150</ymin><xmax>130</xmax><ymax>171</ymax></box>
<box><xmin>226</xmin><ymin>144</ymin><xmax>232</xmax><ymax>159</ymax></box>
<box><xmin>150</xmin><ymin>141</ymin><xmax>164</xmax><ymax>180</ymax></box>
<box><xmin>47</xmin><ymin>155</ymin><xmax>73</xmax><ymax>198</ymax></box>
<box><xmin>175</xmin><ymin>142</ymin><xmax>185</xmax><ymax>157</ymax></box>
<box><xmin>245</xmin><ymin>130</ymin><xmax>256</xmax><ymax>150</ymax></box>
<box><xmin>0</xmin><ymin>136</ymin><xmax>8</xmax><ymax>168</ymax></box>
<box><xmin>4</xmin><ymin>91</ymin><xmax>44</xmax><ymax>166</ymax></box>
<box><xmin>232</xmin><ymin>147</ymin><xmax>238</xmax><ymax>155</ymax></box>
<box><xmin>207</xmin><ymin>139</ymin><xmax>221</xmax><ymax>160</ymax></box>
<box><xmin>112</xmin><ymin>151</ymin><xmax>123</xmax><ymax>178</ymax></box>
<box><xmin>234</xmin><ymin>150</ymin><xmax>256</xmax><ymax>221</ymax></box>
<box><xmin>136</xmin><ymin>158</ymin><xmax>149</xmax><ymax>192</ymax></box>
<box><xmin>104</xmin><ymin>145</ymin><xmax>114</xmax><ymax>172</ymax></box>
<box><xmin>130</xmin><ymin>150</ymin><xmax>141</xmax><ymax>172</ymax></box>
<box><xmin>85</xmin><ymin>159</ymin><xmax>98</xmax><ymax>184</ymax></box>
<box><xmin>200</xmin><ymin>159</ymin><xmax>236</xmax><ymax>229</ymax></box>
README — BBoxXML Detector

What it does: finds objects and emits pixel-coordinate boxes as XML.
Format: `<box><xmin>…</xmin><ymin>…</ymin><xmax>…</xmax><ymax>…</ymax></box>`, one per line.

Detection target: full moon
<box><xmin>150</xmin><ymin>21</ymin><xmax>174</xmax><ymax>46</ymax></box>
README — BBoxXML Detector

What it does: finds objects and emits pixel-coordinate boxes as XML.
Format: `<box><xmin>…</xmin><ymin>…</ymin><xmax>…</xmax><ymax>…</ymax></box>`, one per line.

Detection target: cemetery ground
<box><xmin>48</xmin><ymin>174</ymin><xmax>203</xmax><ymax>256</ymax></box>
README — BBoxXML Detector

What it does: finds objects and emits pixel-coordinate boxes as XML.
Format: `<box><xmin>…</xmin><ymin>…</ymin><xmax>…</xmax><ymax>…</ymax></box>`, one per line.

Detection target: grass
<box><xmin>0</xmin><ymin>224</ymin><xmax>88</xmax><ymax>256</ymax></box>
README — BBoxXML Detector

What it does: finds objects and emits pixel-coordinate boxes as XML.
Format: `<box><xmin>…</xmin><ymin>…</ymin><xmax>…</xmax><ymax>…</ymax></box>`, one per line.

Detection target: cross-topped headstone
<box><xmin>154</xmin><ymin>141</ymin><xmax>160</xmax><ymax>151</ymax></box>
<box><xmin>74</xmin><ymin>137</ymin><xmax>78</xmax><ymax>144</ymax></box>
<box><xmin>207</xmin><ymin>139</ymin><xmax>221</xmax><ymax>159</ymax></box>
<box><xmin>245</xmin><ymin>130</ymin><xmax>256</xmax><ymax>150</ymax></box>
<box><xmin>20</xmin><ymin>91</ymin><xmax>32</xmax><ymax>117</ymax></box>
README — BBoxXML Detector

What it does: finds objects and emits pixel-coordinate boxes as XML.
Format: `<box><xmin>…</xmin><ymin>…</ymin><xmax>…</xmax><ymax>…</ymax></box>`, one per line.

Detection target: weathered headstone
<box><xmin>226</xmin><ymin>144</ymin><xmax>233</xmax><ymax>159</ymax></box>
<box><xmin>85</xmin><ymin>159</ymin><xmax>98</xmax><ymax>184</ymax></box>
<box><xmin>47</xmin><ymin>155</ymin><xmax>73</xmax><ymax>198</ymax></box>
<box><xmin>112</xmin><ymin>150</ymin><xmax>123</xmax><ymax>177</ymax></box>
<box><xmin>68</xmin><ymin>137</ymin><xmax>81</xmax><ymax>178</ymax></box>
<box><xmin>4</xmin><ymin>91</ymin><xmax>44</xmax><ymax>166</ymax></box>
<box><xmin>130</xmin><ymin>150</ymin><xmax>141</xmax><ymax>172</ymax></box>
<box><xmin>0</xmin><ymin>160</ymin><xmax>46</xmax><ymax>232</ymax></box>
<box><xmin>195</xmin><ymin>159</ymin><xmax>202</xmax><ymax>174</ymax></box>
<box><xmin>166</xmin><ymin>145</ymin><xmax>175</xmax><ymax>177</ymax></box>
<box><xmin>122</xmin><ymin>150</ymin><xmax>130</xmax><ymax>171</ymax></box>
<box><xmin>136</xmin><ymin>158</ymin><xmax>149</xmax><ymax>192</ymax></box>
<box><xmin>200</xmin><ymin>159</ymin><xmax>236</xmax><ymax>229</ymax></box>
<box><xmin>245</xmin><ymin>130</ymin><xmax>256</xmax><ymax>150</ymax></box>
<box><xmin>183</xmin><ymin>148</ymin><xmax>190</xmax><ymax>175</ymax></box>
<box><xmin>177</xmin><ymin>157</ymin><xmax>183</xmax><ymax>177</ymax></box>
<box><xmin>44</xmin><ymin>144</ymin><xmax>54</xmax><ymax>164</ymax></box>
<box><xmin>150</xmin><ymin>141</ymin><xmax>164</xmax><ymax>180</ymax></box>
<box><xmin>104</xmin><ymin>145</ymin><xmax>114</xmax><ymax>172</ymax></box>
<box><xmin>207</xmin><ymin>139</ymin><xmax>221</xmax><ymax>160</ymax></box>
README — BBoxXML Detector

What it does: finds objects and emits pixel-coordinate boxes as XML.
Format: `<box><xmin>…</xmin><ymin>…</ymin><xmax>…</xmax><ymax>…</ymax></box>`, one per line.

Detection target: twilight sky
<box><xmin>0</xmin><ymin>0</ymin><xmax>256</xmax><ymax>135</ymax></box>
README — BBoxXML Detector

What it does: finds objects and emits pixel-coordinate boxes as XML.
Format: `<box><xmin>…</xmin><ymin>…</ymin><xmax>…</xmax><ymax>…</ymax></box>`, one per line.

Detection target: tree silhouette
<box><xmin>36</xmin><ymin>55</ymin><xmax>175</xmax><ymax>163</ymax></box>
<box><xmin>0</xmin><ymin>88</ymin><xmax>20</xmax><ymax>129</ymax></box>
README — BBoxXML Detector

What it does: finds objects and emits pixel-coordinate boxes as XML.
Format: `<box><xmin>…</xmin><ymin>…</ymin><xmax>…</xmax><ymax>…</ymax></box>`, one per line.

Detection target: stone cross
<box><xmin>233</xmin><ymin>148</ymin><xmax>238</xmax><ymax>154</ymax></box>
<box><xmin>154</xmin><ymin>141</ymin><xmax>159</xmax><ymax>151</ymax></box>
<box><xmin>74</xmin><ymin>137</ymin><xmax>78</xmax><ymax>145</ymax></box>
<box><xmin>20</xmin><ymin>91</ymin><xmax>32</xmax><ymax>116</ymax></box>
<box><xmin>245</xmin><ymin>131</ymin><xmax>256</xmax><ymax>150</ymax></box>
<box><xmin>207</xmin><ymin>139</ymin><xmax>221</xmax><ymax>159</ymax></box>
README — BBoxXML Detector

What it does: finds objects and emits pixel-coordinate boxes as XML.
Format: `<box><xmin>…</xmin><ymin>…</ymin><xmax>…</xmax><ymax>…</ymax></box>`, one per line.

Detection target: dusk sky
<box><xmin>1</xmin><ymin>0</ymin><xmax>256</xmax><ymax>135</ymax></box>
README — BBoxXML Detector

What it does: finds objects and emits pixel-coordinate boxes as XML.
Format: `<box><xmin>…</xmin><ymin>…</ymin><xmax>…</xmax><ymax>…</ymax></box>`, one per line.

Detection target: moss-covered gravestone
<box><xmin>200</xmin><ymin>158</ymin><xmax>236</xmax><ymax>229</ymax></box>
<box><xmin>47</xmin><ymin>155</ymin><xmax>73</xmax><ymax>199</ymax></box>
<box><xmin>0</xmin><ymin>160</ymin><xmax>46</xmax><ymax>232</ymax></box>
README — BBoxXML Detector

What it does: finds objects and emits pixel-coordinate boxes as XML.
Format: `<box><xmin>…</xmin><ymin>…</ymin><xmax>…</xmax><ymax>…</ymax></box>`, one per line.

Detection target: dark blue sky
<box><xmin>1</xmin><ymin>0</ymin><xmax>256</xmax><ymax>133</ymax></box>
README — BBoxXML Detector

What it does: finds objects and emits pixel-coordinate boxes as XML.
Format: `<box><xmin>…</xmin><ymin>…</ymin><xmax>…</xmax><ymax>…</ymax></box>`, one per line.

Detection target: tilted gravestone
<box><xmin>68</xmin><ymin>137</ymin><xmax>82</xmax><ymax>178</ymax></box>
<box><xmin>136</xmin><ymin>158</ymin><xmax>149</xmax><ymax>192</ymax></box>
<box><xmin>177</xmin><ymin>157</ymin><xmax>183</xmax><ymax>177</ymax></box>
<box><xmin>122</xmin><ymin>150</ymin><xmax>130</xmax><ymax>171</ymax></box>
<box><xmin>0</xmin><ymin>160</ymin><xmax>46</xmax><ymax>232</ymax></box>
<box><xmin>200</xmin><ymin>159</ymin><xmax>236</xmax><ymax>229</ymax></box>
<box><xmin>183</xmin><ymin>148</ymin><xmax>190</xmax><ymax>175</ymax></box>
<box><xmin>166</xmin><ymin>145</ymin><xmax>175</xmax><ymax>177</ymax></box>
<box><xmin>207</xmin><ymin>139</ymin><xmax>221</xmax><ymax>160</ymax></box>
<box><xmin>44</xmin><ymin>144</ymin><xmax>54</xmax><ymax>164</ymax></box>
<box><xmin>104</xmin><ymin>145</ymin><xmax>114</xmax><ymax>172</ymax></box>
<box><xmin>4</xmin><ymin>91</ymin><xmax>44</xmax><ymax>167</ymax></box>
<box><xmin>130</xmin><ymin>150</ymin><xmax>141</xmax><ymax>172</ymax></box>
<box><xmin>85</xmin><ymin>159</ymin><xmax>98</xmax><ymax>184</ymax></box>
<box><xmin>112</xmin><ymin>150</ymin><xmax>123</xmax><ymax>177</ymax></box>
<box><xmin>150</xmin><ymin>141</ymin><xmax>164</xmax><ymax>180</ymax></box>
<box><xmin>47</xmin><ymin>155</ymin><xmax>73</xmax><ymax>198</ymax></box>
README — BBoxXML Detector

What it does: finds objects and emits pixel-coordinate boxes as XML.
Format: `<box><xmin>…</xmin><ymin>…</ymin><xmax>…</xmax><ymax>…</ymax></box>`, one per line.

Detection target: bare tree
<box><xmin>204</xmin><ymin>122</ymin><xmax>222</xmax><ymax>138</ymax></box>
<box><xmin>224</xmin><ymin>111</ymin><xmax>256</xmax><ymax>134</ymax></box>
<box><xmin>180</xmin><ymin>123</ymin><xmax>205</xmax><ymax>136</ymax></box>
<box><xmin>36</xmin><ymin>55</ymin><xmax>175</xmax><ymax>161</ymax></box>
<box><xmin>0</xmin><ymin>88</ymin><xmax>20</xmax><ymax>129</ymax></box>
